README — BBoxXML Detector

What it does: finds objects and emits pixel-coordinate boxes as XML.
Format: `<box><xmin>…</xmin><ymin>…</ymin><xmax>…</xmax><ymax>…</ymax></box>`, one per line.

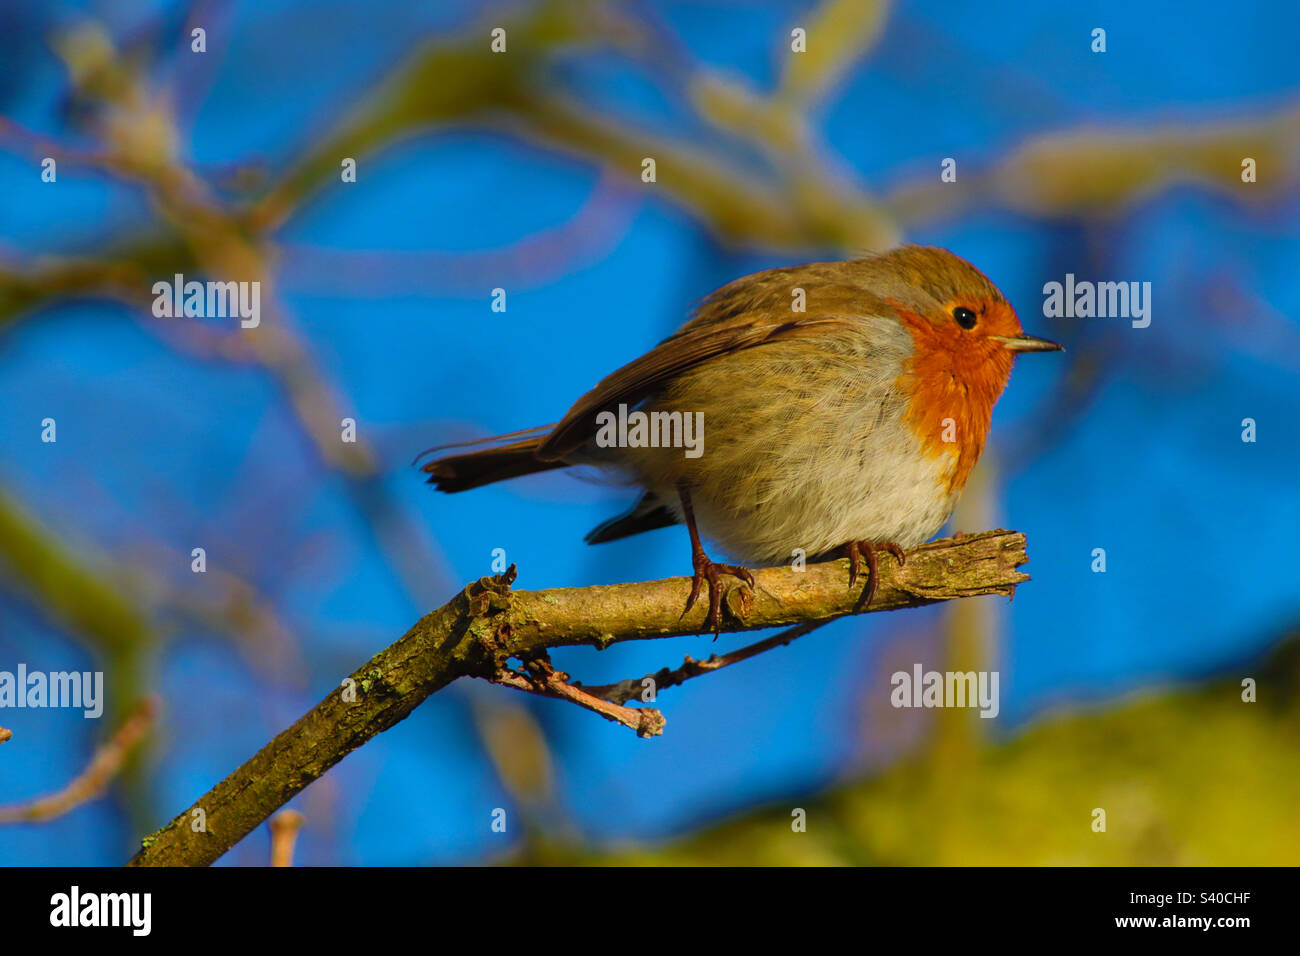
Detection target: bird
<box><xmin>420</xmin><ymin>245</ymin><xmax>1062</xmax><ymax>631</ymax></box>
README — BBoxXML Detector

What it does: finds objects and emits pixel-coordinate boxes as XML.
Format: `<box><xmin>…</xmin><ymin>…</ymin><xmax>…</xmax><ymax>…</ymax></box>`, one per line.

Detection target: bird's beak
<box><xmin>992</xmin><ymin>334</ymin><xmax>1064</xmax><ymax>353</ymax></box>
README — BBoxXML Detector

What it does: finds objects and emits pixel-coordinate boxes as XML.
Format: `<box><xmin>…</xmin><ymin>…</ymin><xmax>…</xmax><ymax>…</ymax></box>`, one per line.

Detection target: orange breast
<box><xmin>893</xmin><ymin>307</ymin><xmax>1014</xmax><ymax>495</ymax></box>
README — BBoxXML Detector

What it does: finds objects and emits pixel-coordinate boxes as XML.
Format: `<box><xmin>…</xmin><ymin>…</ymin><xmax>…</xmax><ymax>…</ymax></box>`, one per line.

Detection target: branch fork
<box><xmin>490</xmin><ymin>653</ymin><xmax>666</xmax><ymax>738</ymax></box>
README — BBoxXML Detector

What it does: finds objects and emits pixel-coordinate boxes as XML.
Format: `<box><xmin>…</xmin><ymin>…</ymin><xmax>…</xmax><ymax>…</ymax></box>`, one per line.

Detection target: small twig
<box><xmin>579</xmin><ymin>620</ymin><xmax>829</xmax><ymax>705</ymax></box>
<box><xmin>268</xmin><ymin>809</ymin><xmax>305</xmax><ymax>867</ymax></box>
<box><xmin>0</xmin><ymin>697</ymin><xmax>157</xmax><ymax>824</ymax></box>
<box><xmin>490</xmin><ymin>654</ymin><xmax>665</xmax><ymax>738</ymax></box>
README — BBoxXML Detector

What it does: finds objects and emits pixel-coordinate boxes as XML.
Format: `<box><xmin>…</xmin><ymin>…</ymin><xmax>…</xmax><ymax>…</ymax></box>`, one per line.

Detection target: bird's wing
<box><xmin>537</xmin><ymin>311</ymin><xmax>872</xmax><ymax>460</ymax></box>
<box><xmin>584</xmin><ymin>492</ymin><xmax>679</xmax><ymax>544</ymax></box>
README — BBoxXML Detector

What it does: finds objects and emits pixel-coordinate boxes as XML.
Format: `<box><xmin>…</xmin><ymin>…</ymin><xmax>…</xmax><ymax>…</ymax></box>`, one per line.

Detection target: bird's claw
<box><xmin>684</xmin><ymin>554</ymin><xmax>754</xmax><ymax>634</ymax></box>
<box><xmin>845</xmin><ymin>539</ymin><xmax>906</xmax><ymax>608</ymax></box>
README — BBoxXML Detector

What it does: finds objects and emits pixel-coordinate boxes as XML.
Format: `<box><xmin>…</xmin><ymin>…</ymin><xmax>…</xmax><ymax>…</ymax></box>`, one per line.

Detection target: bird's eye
<box><xmin>953</xmin><ymin>306</ymin><xmax>978</xmax><ymax>330</ymax></box>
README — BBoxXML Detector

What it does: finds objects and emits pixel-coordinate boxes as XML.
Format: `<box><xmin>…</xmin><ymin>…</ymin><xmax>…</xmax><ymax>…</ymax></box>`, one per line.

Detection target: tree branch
<box><xmin>127</xmin><ymin>529</ymin><xmax>1029</xmax><ymax>866</ymax></box>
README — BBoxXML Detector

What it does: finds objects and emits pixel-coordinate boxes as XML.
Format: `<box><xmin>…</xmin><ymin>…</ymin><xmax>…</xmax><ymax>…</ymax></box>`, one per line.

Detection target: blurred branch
<box><xmin>135</xmin><ymin>539</ymin><xmax>308</xmax><ymax>685</ymax></box>
<box><xmin>242</xmin><ymin>0</ymin><xmax>899</xmax><ymax>250</ymax></box>
<box><xmin>6</xmin><ymin>1</ymin><xmax>1298</xmax><ymax>331</ymax></box>
<box><xmin>497</xmin><ymin>89</ymin><xmax>898</xmax><ymax>249</ymax></box>
<box><xmin>886</xmin><ymin>105</ymin><xmax>1300</xmax><ymax>225</ymax></box>
<box><xmin>127</xmin><ymin>529</ymin><xmax>1029</xmax><ymax>866</ymax></box>
<box><xmin>268</xmin><ymin>809</ymin><xmax>304</xmax><ymax>867</ymax></box>
<box><xmin>0</xmin><ymin>697</ymin><xmax>157</xmax><ymax>825</ymax></box>
<box><xmin>0</xmin><ymin>487</ymin><xmax>155</xmax><ymax>661</ymax></box>
<box><xmin>777</xmin><ymin>0</ymin><xmax>892</xmax><ymax>107</ymax></box>
<box><xmin>0</xmin><ymin>485</ymin><xmax>160</xmax><ymax>828</ymax></box>
<box><xmin>246</xmin><ymin>0</ymin><xmax>634</xmax><ymax>230</ymax></box>
<box><xmin>279</xmin><ymin>169</ymin><xmax>640</xmax><ymax>296</ymax></box>
<box><xmin>2</xmin><ymin>20</ymin><xmax>455</xmax><ymax>606</ymax></box>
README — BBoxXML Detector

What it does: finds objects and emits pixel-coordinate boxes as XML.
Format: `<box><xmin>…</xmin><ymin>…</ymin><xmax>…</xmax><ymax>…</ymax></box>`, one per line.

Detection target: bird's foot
<box><xmin>843</xmin><ymin>539</ymin><xmax>906</xmax><ymax>608</ymax></box>
<box><xmin>684</xmin><ymin>551</ymin><xmax>755</xmax><ymax>634</ymax></box>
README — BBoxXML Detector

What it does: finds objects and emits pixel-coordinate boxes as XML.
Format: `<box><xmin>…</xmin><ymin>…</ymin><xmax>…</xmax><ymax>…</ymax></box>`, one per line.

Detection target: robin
<box><xmin>421</xmin><ymin>245</ymin><xmax>1062</xmax><ymax>630</ymax></box>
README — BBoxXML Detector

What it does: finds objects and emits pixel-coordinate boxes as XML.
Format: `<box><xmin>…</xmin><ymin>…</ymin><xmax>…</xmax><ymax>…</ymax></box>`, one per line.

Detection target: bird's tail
<box><xmin>419</xmin><ymin>428</ymin><xmax>564</xmax><ymax>493</ymax></box>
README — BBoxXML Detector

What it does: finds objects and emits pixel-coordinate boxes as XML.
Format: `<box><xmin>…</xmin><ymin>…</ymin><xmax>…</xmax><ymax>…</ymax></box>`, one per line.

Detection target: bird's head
<box><xmin>864</xmin><ymin>245</ymin><xmax>1063</xmax><ymax>493</ymax></box>
<box><xmin>863</xmin><ymin>245</ymin><xmax>1062</xmax><ymax>391</ymax></box>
